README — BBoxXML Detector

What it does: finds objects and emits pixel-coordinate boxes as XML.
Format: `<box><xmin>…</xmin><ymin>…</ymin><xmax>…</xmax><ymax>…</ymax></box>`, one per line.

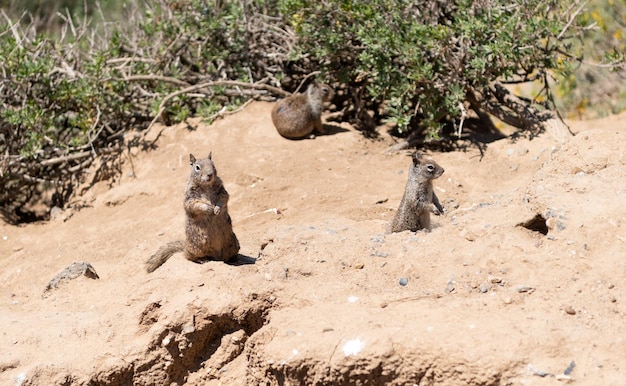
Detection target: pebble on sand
<box><xmin>563</xmin><ymin>305</ymin><xmax>576</xmax><ymax>315</ymax></box>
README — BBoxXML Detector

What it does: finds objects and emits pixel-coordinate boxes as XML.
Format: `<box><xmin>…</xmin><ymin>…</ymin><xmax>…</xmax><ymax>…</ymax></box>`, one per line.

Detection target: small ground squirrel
<box><xmin>271</xmin><ymin>81</ymin><xmax>335</xmax><ymax>139</ymax></box>
<box><xmin>389</xmin><ymin>152</ymin><xmax>445</xmax><ymax>233</ymax></box>
<box><xmin>145</xmin><ymin>153</ymin><xmax>240</xmax><ymax>273</ymax></box>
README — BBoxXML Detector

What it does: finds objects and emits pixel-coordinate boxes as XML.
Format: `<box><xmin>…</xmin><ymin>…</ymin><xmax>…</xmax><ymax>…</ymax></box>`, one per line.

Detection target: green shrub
<box><xmin>0</xmin><ymin>11</ymin><xmax>142</xmax><ymax>222</ymax></box>
<box><xmin>0</xmin><ymin>0</ymin><xmax>290</xmax><ymax>222</ymax></box>
<box><xmin>281</xmin><ymin>0</ymin><xmax>624</xmax><ymax>136</ymax></box>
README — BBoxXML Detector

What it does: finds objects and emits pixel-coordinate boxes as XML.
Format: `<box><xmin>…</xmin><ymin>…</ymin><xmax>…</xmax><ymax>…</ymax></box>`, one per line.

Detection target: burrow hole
<box><xmin>517</xmin><ymin>213</ymin><xmax>549</xmax><ymax>235</ymax></box>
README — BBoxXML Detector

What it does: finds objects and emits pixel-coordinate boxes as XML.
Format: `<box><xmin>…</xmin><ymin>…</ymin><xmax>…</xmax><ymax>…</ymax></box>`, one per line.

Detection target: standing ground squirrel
<box><xmin>389</xmin><ymin>152</ymin><xmax>445</xmax><ymax>233</ymax></box>
<box><xmin>271</xmin><ymin>81</ymin><xmax>335</xmax><ymax>139</ymax></box>
<box><xmin>145</xmin><ymin>153</ymin><xmax>240</xmax><ymax>273</ymax></box>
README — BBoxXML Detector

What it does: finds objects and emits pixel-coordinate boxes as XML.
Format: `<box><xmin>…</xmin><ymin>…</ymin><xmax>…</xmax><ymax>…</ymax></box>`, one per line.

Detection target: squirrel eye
<box><xmin>427</xmin><ymin>164</ymin><xmax>434</xmax><ymax>171</ymax></box>
<box><xmin>195</xmin><ymin>165</ymin><xmax>201</xmax><ymax>171</ymax></box>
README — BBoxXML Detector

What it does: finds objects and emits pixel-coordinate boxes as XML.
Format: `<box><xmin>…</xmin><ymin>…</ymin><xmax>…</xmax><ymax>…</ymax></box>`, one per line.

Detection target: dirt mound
<box><xmin>1</xmin><ymin>102</ymin><xmax>625</xmax><ymax>385</ymax></box>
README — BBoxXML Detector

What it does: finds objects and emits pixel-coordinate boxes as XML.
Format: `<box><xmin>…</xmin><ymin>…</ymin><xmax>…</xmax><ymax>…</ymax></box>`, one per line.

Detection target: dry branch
<box><xmin>120</xmin><ymin>75</ymin><xmax>191</xmax><ymax>87</ymax></box>
<box><xmin>146</xmin><ymin>80</ymin><xmax>291</xmax><ymax>131</ymax></box>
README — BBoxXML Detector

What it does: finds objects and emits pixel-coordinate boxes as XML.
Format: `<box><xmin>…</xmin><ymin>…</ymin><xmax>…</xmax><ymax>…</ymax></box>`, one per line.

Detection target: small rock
<box><xmin>182</xmin><ymin>324</ymin><xmax>195</xmax><ymax>334</ymax></box>
<box><xmin>516</xmin><ymin>285</ymin><xmax>535</xmax><ymax>294</ymax></box>
<box><xmin>230</xmin><ymin>330</ymin><xmax>246</xmax><ymax>343</ymax></box>
<box><xmin>50</xmin><ymin>206</ymin><xmax>68</xmax><ymax>222</ymax></box>
<box><xmin>564</xmin><ymin>360</ymin><xmax>576</xmax><ymax>375</ymax></box>
<box><xmin>354</xmin><ymin>262</ymin><xmax>364</xmax><ymax>269</ymax></box>
<box><xmin>460</xmin><ymin>229</ymin><xmax>477</xmax><ymax>242</ymax></box>
<box><xmin>479</xmin><ymin>283</ymin><xmax>491</xmax><ymax>293</ymax></box>
<box><xmin>399</xmin><ymin>278</ymin><xmax>408</xmax><ymax>286</ymax></box>
<box><xmin>444</xmin><ymin>277</ymin><xmax>455</xmax><ymax>294</ymax></box>
<box><xmin>44</xmin><ymin>262</ymin><xmax>99</xmax><ymax>296</ymax></box>
<box><xmin>162</xmin><ymin>333</ymin><xmax>173</xmax><ymax>346</ymax></box>
<box><xmin>448</xmin><ymin>201</ymin><xmax>460</xmax><ymax>210</ymax></box>
<box><xmin>528</xmin><ymin>364</ymin><xmax>549</xmax><ymax>377</ymax></box>
<box><xmin>370</xmin><ymin>236</ymin><xmax>385</xmax><ymax>243</ymax></box>
<box><xmin>563</xmin><ymin>305</ymin><xmax>576</xmax><ymax>315</ymax></box>
<box><xmin>14</xmin><ymin>372</ymin><xmax>26</xmax><ymax>386</ymax></box>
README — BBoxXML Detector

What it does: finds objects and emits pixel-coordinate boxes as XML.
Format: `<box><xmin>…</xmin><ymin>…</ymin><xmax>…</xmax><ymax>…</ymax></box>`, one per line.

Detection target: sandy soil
<box><xmin>1</xmin><ymin>102</ymin><xmax>625</xmax><ymax>386</ymax></box>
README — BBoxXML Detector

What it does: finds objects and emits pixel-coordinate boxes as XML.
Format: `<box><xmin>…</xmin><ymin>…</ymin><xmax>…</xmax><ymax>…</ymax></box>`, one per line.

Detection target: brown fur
<box><xmin>271</xmin><ymin>82</ymin><xmax>335</xmax><ymax>139</ymax></box>
<box><xmin>389</xmin><ymin>153</ymin><xmax>445</xmax><ymax>233</ymax></box>
<box><xmin>145</xmin><ymin>153</ymin><xmax>240</xmax><ymax>273</ymax></box>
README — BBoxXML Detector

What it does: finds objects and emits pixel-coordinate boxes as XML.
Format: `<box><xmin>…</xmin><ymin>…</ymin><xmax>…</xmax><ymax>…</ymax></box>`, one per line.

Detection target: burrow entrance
<box><xmin>517</xmin><ymin>213</ymin><xmax>549</xmax><ymax>235</ymax></box>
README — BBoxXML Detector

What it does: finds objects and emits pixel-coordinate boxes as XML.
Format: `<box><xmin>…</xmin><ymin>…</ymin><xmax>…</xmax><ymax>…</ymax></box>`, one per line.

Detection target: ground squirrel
<box><xmin>145</xmin><ymin>153</ymin><xmax>240</xmax><ymax>273</ymax></box>
<box><xmin>271</xmin><ymin>81</ymin><xmax>335</xmax><ymax>139</ymax></box>
<box><xmin>389</xmin><ymin>152</ymin><xmax>445</xmax><ymax>233</ymax></box>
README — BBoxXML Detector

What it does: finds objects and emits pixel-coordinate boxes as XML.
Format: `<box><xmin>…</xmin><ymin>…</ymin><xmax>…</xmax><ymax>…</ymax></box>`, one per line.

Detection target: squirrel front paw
<box><xmin>198</xmin><ymin>203</ymin><xmax>212</xmax><ymax>212</ymax></box>
<box><xmin>214</xmin><ymin>205</ymin><xmax>222</xmax><ymax>215</ymax></box>
<box><xmin>431</xmin><ymin>204</ymin><xmax>445</xmax><ymax>216</ymax></box>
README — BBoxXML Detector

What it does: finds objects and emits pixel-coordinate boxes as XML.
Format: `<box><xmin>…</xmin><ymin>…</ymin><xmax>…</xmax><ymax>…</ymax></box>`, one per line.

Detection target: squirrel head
<box><xmin>308</xmin><ymin>81</ymin><xmax>335</xmax><ymax>102</ymax></box>
<box><xmin>411</xmin><ymin>152</ymin><xmax>444</xmax><ymax>179</ymax></box>
<box><xmin>189</xmin><ymin>153</ymin><xmax>217</xmax><ymax>184</ymax></box>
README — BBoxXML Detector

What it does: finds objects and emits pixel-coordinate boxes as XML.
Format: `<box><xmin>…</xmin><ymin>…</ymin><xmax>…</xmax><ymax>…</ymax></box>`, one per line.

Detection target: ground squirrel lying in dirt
<box><xmin>271</xmin><ymin>81</ymin><xmax>335</xmax><ymax>139</ymax></box>
<box><xmin>389</xmin><ymin>152</ymin><xmax>445</xmax><ymax>233</ymax></box>
<box><xmin>145</xmin><ymin>153</ymin><xmax>240</xmax><ymax>273</ymax></box>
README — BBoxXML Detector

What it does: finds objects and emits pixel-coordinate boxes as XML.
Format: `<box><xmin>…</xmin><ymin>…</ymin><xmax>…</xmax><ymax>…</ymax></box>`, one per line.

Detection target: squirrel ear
<box><xmin>412</xmin><ymin>152</ymin><xmax>422</xmax><ymax>163</ymax></box>
<box><xmin>189</xmin><ymin>154</ymin><xmax>196</xmax><ymax>164</ymax></box>
<box><xmin>208</xmin><ymin>152</ymin><xmax>212</xmax><ymax>160</ymax></box>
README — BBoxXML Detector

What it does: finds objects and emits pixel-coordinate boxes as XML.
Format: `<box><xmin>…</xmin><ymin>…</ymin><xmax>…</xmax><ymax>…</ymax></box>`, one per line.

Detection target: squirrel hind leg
<box><xmin>418</xmin><ymin>211</ymin><xmax>431</xmax><ymax>231</ymax></box>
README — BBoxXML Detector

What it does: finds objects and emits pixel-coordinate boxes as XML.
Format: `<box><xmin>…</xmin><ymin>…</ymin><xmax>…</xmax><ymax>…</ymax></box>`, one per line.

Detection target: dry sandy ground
<box><xmin>1</xmin><ymin>102</ymin><xmax>625</xmax><ymax>386</ymax></box>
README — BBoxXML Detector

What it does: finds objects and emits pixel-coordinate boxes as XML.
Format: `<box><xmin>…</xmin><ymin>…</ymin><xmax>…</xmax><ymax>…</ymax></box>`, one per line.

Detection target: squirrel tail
<box><xmin>145</xmin><ymin>240</ymin><xmax>185</xmax><ymax>273</ymax></box>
